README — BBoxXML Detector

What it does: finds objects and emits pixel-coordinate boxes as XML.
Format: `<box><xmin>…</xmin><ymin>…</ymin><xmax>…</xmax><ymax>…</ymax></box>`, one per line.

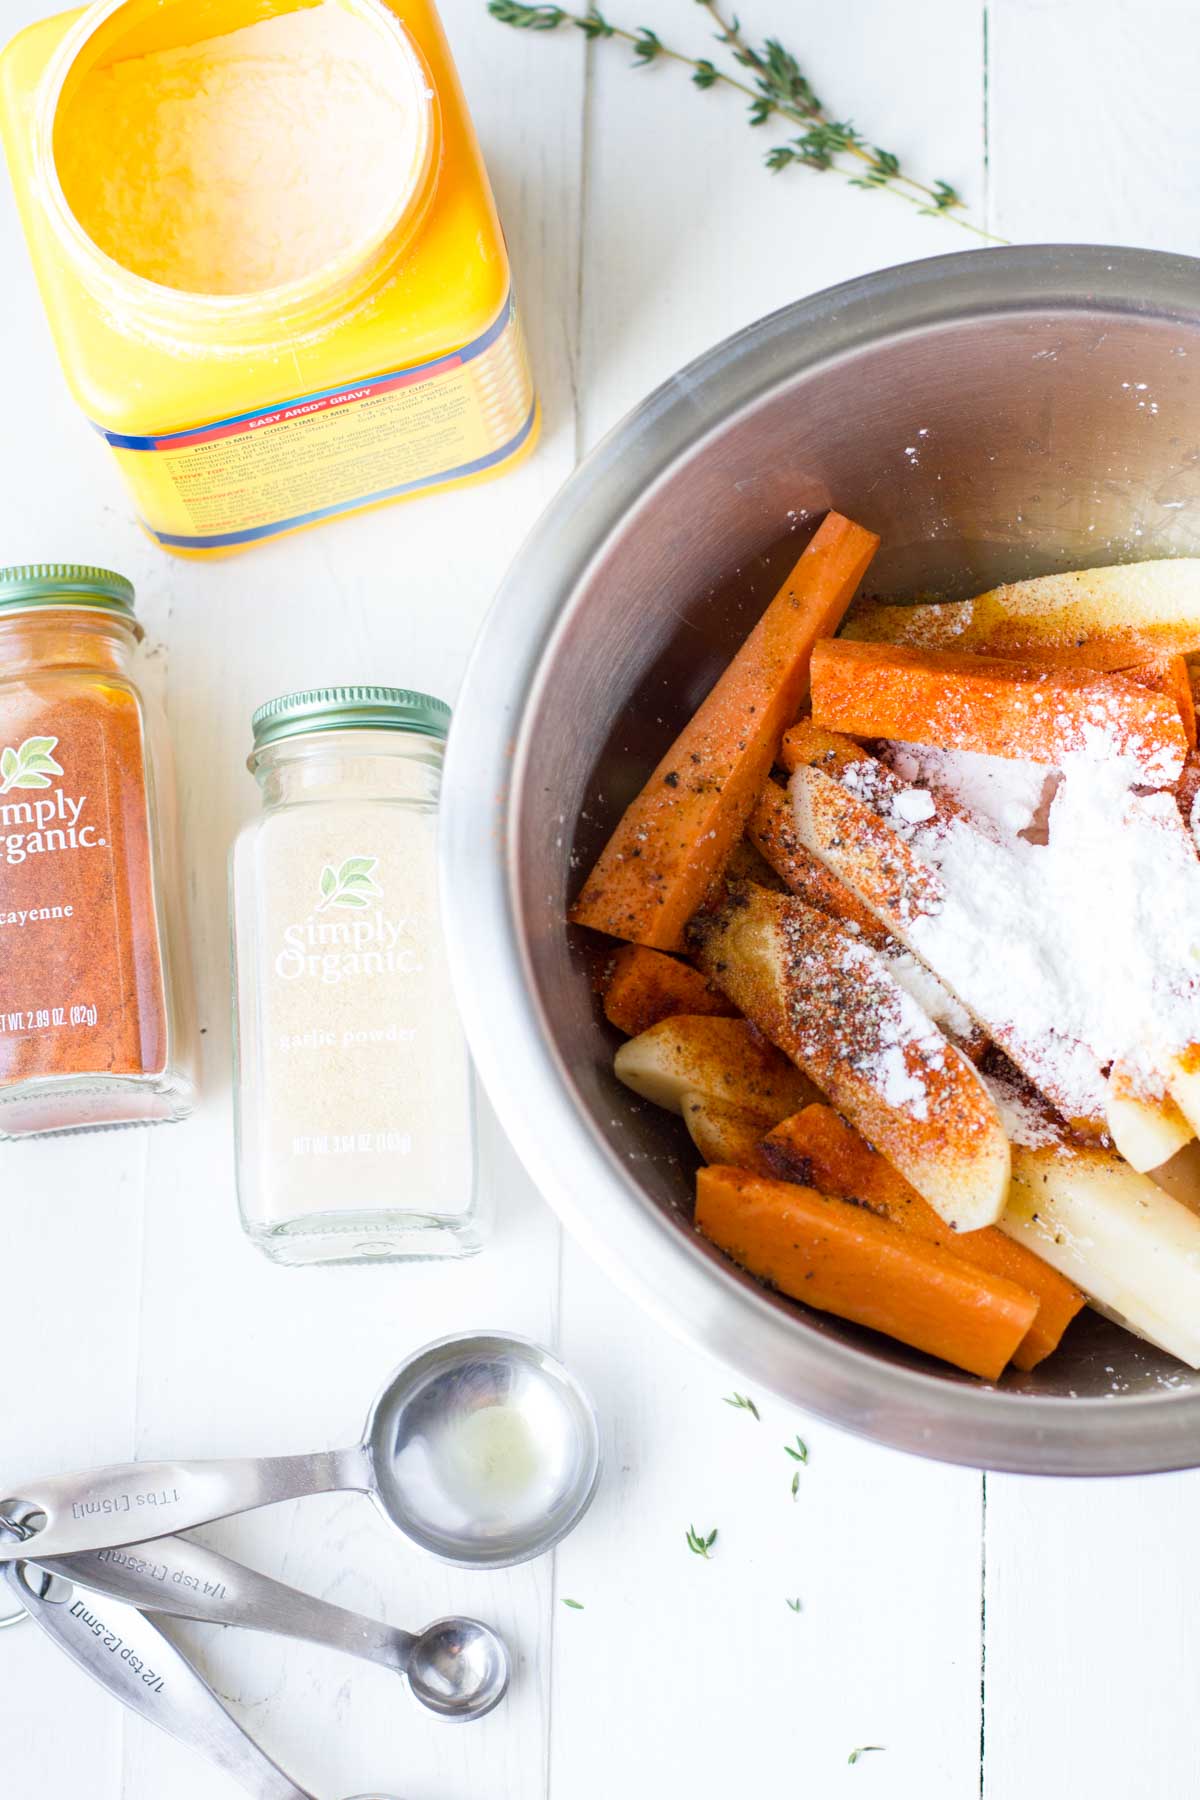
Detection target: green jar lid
<box><xmin>251</xmin><ymin>684</ymin><xmax>452</xmax><ymax>749</ymax></box>
<box><xmin>0</xmin><ymin>563</ymin><xmax>136</xmax><ymax>618</ymax></box>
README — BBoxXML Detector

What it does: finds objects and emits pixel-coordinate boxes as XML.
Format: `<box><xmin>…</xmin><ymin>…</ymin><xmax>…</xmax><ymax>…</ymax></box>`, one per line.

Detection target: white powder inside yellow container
<box><xmin>55</xmin><ymin>2</ymin><xmax>428</xmax><ymax>295</ymax></box>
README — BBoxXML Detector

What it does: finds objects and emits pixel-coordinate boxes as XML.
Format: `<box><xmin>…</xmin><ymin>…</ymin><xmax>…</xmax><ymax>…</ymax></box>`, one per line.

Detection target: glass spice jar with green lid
<box><xmin>231</xmin><ymin>684</ymin><xmax>483</xmax><ymax>1264</ymax></box>
<box><xmin>0</xmin><ymin>563</ymin><xmax>196</xmax><ymax>1136</ymax></box>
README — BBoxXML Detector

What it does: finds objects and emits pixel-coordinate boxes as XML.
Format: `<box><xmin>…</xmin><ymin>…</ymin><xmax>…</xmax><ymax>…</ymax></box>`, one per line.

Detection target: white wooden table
<box><xmin>3</xmin><ymin>2</ymin><xmax>1199</xmax><ymax>1795</ymax></box>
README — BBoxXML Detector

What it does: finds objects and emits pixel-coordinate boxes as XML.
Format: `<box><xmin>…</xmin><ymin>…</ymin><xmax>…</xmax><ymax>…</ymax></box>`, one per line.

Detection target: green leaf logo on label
<box><xmin>0</xmin><ymin>736</ymin><xmax>64</xmax><ymax>794</ymax></box>
<box><xmin>315</xmin><ymin>855</ymin><xmax>383</xmax><ymax>911</ymax></box>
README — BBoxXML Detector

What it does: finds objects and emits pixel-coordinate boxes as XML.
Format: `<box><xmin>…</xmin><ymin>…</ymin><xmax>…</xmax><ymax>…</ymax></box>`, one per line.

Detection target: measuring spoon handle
<box><xmin>0</xmin><ymin>1448</ymin><xmax>370</xmax><ymax>1562</ymax></box>
<box><xmin>3</xmin><ymin>1558</ymin><xmax>313</xmax><ymax>1800</ymax></box>
<box><xmin>42</xmin><ymin>1535</ymin><xmax>415</xmax><ymax>1673</ymax></box>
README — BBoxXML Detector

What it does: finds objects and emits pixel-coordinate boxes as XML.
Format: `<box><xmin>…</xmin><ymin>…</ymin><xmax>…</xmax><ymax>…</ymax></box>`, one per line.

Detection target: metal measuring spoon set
<box><xmin>1</xmin><ymin>1332</ymin><xmax>601</xmax><ymax>1798</ymax></box>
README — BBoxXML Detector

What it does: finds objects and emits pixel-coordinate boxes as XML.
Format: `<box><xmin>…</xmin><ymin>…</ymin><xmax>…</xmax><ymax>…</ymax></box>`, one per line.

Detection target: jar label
<box><xmin>241</xmin><ymin>814</ymin><xmax>474</xmax><ymax>1220</ymax></box>
<box><xmin>100</xmin><ymin>296</ymin><xmax>536</xmax><ymax>549</ymax></box>
<box><xmin>0</xmin><ymin>700</ymin><xmax>167</xmax><ymax>1085</ymax></box>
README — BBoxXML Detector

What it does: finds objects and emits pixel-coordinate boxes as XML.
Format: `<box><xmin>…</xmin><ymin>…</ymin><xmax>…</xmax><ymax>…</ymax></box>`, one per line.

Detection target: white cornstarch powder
<box><xmin>981</xmin><ymin>1070</ymin><xmax>1062</xmax><ymax>1149</ymax></box>
<box><xmin>886</xmin><ymin>948</ymin><xmax>976</xmax><ymax>1046</ymax></box>
<box><xmin>778</xmin><ymin>920</ymin><xmax>949</xmax><ymax>1124</ymax></box>
<box><xmin>57</xmin><ymin>4</ymin><xmax>426</xmax><ymax>294</ymax></box>
<box><xmin>798</xmin><ymin>726</ymin><xmax>1200</xmax><ymax>1128</ymax></box>
<box><xmin>883</xmin><ymin>742</ymin><xmax>1056</xmax><ymax>840</ymax></box>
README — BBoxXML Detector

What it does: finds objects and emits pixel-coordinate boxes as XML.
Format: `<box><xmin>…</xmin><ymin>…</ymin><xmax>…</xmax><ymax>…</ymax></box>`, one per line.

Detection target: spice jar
<box><xmin>231</xmin><ymin>687</ymin><xmax>481</xmax><ymax>1264</ymax></box>
<box><xmin>0</xmin><ymin>564</ymin><xmax>196</xmax><ymax>1136</ymax></box>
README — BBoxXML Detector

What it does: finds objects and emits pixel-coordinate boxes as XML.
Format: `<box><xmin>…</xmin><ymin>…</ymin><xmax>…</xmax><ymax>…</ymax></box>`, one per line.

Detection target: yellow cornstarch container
<box><xmin>0</xmin><ymin>0</ymin><xmax>538</xmax><ymax>554</ymax></box>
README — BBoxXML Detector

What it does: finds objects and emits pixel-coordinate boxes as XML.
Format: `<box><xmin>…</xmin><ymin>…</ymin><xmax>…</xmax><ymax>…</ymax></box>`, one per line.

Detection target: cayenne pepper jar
<box><xmin>0</xmin><ymin>564</ymin><xmax>196</xmax><ymax>1136</ymax></box>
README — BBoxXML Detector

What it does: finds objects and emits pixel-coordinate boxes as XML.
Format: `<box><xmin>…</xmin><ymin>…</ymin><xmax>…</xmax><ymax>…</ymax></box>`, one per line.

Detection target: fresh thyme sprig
<box><xmin>488</xmin><ymin>0</ymin><xmax>997</xmax><ymax>238</ymax></box>
<box><xmin>723</xmin><ymin>1391</ymin><xmax>760</xmax><ymax>1419</ymax></box>
<box><xmin>686</xmin><ymin>1523</ymin><xmax>718</xmax><ymax>1558</ymax></box>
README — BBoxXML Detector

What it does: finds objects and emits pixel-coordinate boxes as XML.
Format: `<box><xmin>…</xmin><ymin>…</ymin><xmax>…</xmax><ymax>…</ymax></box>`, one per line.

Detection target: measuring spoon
<box><xmin>1</xmin><ymin>1528</ymin><xmax>403</xmax><ymax>1800</ymax></box>
<box><xmin>39</xmin><ymin>1533</ymin><xmax>509</xmax><ymax>1721</ymax></box>
<box><xmin>0</xmin><ymin>1332</ymin><xmax>600</xmax><ymax>1569</ymax></box>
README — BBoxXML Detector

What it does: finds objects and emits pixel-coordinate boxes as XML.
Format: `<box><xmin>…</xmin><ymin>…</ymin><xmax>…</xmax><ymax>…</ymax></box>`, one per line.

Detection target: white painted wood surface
<box><xmin>0</xmin><ymin>3</ymin><xmax>1197</xmax><ymax>1796</ymax></box>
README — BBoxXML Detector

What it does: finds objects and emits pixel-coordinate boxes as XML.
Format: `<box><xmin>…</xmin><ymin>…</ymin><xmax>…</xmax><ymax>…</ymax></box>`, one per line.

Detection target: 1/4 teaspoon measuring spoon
<box><xmin>1</xmin><ymin>1527</ymin><xmax>401</xmax><ymax>1800</ymax></box>
<box><xmin>0</xmin><ymin>1333</ymin><xmax>600</xmax><ymax>1569</ymax></box>
<box><xmin>37</xmin><ymin>1532</ymin><xmax>509</xmax><ymax>1721</ymax></box>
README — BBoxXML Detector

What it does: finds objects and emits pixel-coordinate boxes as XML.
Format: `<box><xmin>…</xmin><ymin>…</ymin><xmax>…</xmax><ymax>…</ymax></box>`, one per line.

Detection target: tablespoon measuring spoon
<box><xmin>0</xmin><ymin>1332</ymin><xmax>600</xmax><ymax>1568</ymax></box>
<box><xmin>37</xmin><ymin>1533</ymin><xmax>509</xmax><ymax>1721</ymax></box>
<box><xmin>0</xmin><ymin>1527</ymin><xmax>403</xmax><ymax>1800</ymax></box>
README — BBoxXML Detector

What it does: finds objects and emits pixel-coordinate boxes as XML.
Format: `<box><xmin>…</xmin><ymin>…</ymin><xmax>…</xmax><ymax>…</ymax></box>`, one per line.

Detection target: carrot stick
<box><xmin>809</xmin><ymin>640</ymin><xmax>1189</xmax><ymax>786</ymax></box>
<box><xmin>724</xmin><ymin>835</ymin><xmax>790</xmax><ymax>892</ymax></box>
<box><xmin>779</xmin><ymin>717</ymin><xmax>875</xmax><ymax>777</ymax></box>
<box><xmin>601</xmin><ymin>944</ymin><xmax>738</xmax><ymax>1037</ymax></box>
<box><xmin>569</xmin><ymin>512</ymin><xmax>880</xmax><ymax>949</ymax></box>
<box><xmin>695</xmin><ymin>1166</ymin><xmax>1038</xmax><ymax>1380</ymax></box>
<box><xmin>746</xmin><ymin>780</ymin><xmax>891</xmax><ymax>947</ymax></box>
<box><xmin>1124</xmin><ymin>654</ymin><xmax>1197</xmax><ymax>748</ymax></box>
<box><xmin>761</xmin><ymin>1105</ymin><xmax>1082</xmax><ymax>1371</ymax></box>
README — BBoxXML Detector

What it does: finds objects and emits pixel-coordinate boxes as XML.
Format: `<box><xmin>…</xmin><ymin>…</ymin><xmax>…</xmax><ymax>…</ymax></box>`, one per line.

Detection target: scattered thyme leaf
<box><xmin>786</xmin><ymin>1596</ymin><xmax>802</xmax><ymax>1612</ymax></box>
<box><xmin>723</xmin><ymin>1391</ymin><xmax>760</xmax><ymax>1419</ymax></box>
<box><xmin>488</xmin><ymin>0</ymin><xmax>568</xmax><ymax>25</ymax></box>
<box><xmin>562</xmin><ymin>1597</ymin><xmax>585</xmax><ymax>1609</ymax></box>
<box><xmin>686</xmin><ymin>1523</ymin><xmax>718</xmax><ymax>1558</ymax></box>
<box><xmin>848</xmin><ymin>1746</ymin><xmax>885</xmax><ymax>1765</ymax></box>
<box><xmin>791</xmin><ymin>1469</ymin><xmax>800</xmax><ymax>1501</ymax></box>
<box><xmin>487</xmin><ymin>0</ymin><xmax>997</xmax><ymax>237</ymax></box>
<box><xmin>631</xmin><ymin>24</ymin><xmax>662</xmax><ymax>62</ymax></box>
<box><xmin>784</xmin><ymin>1435</ymin><xmax>808</xmax><ymax>1463</ymax></box>
<box><xmin>580</xmin><ymin>5</ymin><xmax>614</xmax><ymax>36</ymax></box>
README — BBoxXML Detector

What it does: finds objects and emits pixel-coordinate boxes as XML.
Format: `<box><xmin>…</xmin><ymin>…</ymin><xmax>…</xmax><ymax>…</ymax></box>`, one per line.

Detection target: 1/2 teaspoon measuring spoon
<box><xmin>2</xmin><ymin>1526</ymin><xmax>402</xmax><ymax>1800</ymax></box>
<box><xmin>0</xmin><ymin>1333</ymin><xmax>600</xmax><ymax>1569</ymax></box>
<box><xmin>36</xmin><ymin>1531</ymin><xmax>509</xmax><ymax>1721</ymax></box>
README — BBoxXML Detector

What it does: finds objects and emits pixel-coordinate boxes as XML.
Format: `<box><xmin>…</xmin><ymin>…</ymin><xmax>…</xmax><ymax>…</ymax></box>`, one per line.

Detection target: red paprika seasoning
<box><xmin>0</xmin><ymin>565</ymin><xmax>196</xmax><ymax>1136</ymax></box>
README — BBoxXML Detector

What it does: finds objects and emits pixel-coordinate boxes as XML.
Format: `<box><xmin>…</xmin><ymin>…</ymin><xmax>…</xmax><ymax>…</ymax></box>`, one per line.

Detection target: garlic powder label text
<box><xmin>274</xmin><ymin>857</ymin><xmax>426</xmax><ymax>985</ymax></box>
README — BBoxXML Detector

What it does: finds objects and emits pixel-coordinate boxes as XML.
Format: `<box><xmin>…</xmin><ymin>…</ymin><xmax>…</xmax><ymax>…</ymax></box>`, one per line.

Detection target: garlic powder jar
<box><xmin>231</xmin><ymin>687</ymin><xmax>481</xmax><ymax>1264</ymax></box>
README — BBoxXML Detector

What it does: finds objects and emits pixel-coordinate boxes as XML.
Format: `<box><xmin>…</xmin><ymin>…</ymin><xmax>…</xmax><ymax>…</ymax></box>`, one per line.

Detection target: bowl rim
<box><xmin>441</xmin><ymin>244</ymin><xmax>1200</xmax><ymax>1476</ymax></box>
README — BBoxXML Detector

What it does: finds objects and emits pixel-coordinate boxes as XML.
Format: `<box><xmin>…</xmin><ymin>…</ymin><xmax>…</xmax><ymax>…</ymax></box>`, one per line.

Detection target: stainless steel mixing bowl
<box><xmin>441</xmin><ymin>246</ymin><xmax>1200</xmax><ymax>1476</ymax></box>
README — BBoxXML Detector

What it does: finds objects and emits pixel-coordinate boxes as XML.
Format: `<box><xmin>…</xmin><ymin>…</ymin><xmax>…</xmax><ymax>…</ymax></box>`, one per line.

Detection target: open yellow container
<box><xmin>0</xmin><ymin>0</ymin><xmax>538</xmax><ymax>554</ymax></box>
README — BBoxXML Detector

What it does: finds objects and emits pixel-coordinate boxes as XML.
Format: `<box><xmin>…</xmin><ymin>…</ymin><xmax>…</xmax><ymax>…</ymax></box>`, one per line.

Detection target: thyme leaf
<box><xmin>848</xmin><ymin>1746</ymin><xmax>885</xmax><ymax>1765</ymax></box>
<box><xmin>562</xmin><ymin>1597</ymin><xmax>585</xmax><ymax>1609</ymax></box>
<box><xmin>723</xmin><ymin>1391</ymin><xmax>760</xmax><ymax>1419</ymax></box>
<box><xmin>784</xmin><ymin>1435</ymin><xmax>808</xmax><ymax>1463</ymax></box>
<box><xmin>686</xmin><ymin>1523</ymin><xmax>718</xmax><ymax>1558</ymax></box>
